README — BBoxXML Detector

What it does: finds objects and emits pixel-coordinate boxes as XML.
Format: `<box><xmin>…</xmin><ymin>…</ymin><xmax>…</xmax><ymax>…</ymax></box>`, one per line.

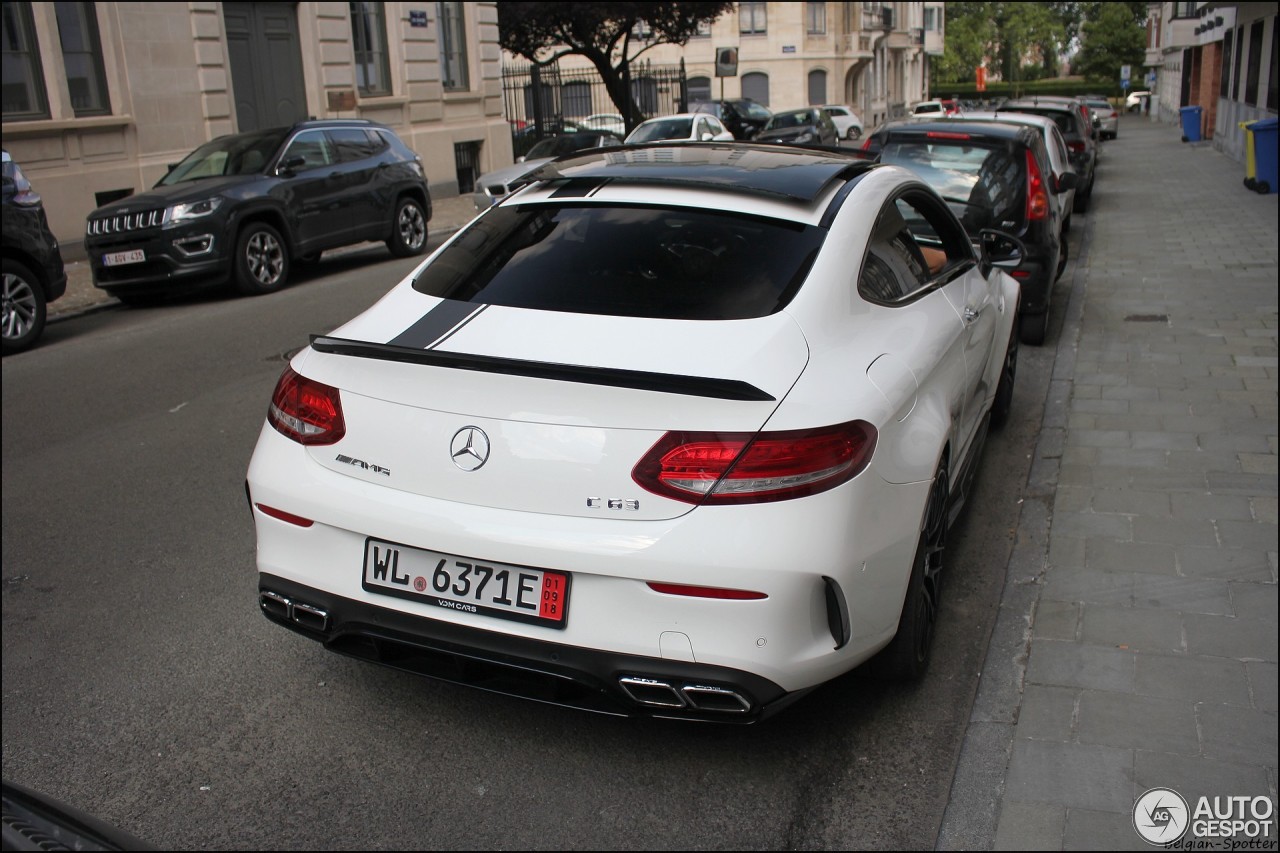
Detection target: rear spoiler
<box><xmin>309</xmin><ymin>335</ymin><xmax>776</xmax><ymax>402</ymax></box>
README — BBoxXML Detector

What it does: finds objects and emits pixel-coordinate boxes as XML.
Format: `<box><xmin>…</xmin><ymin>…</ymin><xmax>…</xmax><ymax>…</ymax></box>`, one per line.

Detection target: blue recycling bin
<box><xmin>1249</xmin><ymin>117</ymin><xmax>1278</xmax><ymax>194</ymax></box>
<box><xmin>1180</xmin><ymin>105</ymin><xmax>1203</xmax><ymax>142</ymax></box>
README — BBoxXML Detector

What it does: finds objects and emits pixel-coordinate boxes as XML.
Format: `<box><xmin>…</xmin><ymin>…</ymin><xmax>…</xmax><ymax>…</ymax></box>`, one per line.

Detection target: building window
<box><xmin>806</xmin><ymin>2</ymin><xmax>826</xmax><ymax>35</ymax></box>
<box><xmin>1220</xmin><ymin>29</ymin><xmax>1233</xmax><ymax>99</ymax></box>
<box><xmin>740</xmin><ymin>2</ymin><xmax>766</xmax><ymax>35</ymax></box>
<box><xmin>693</xmin><ymin>20</ymin><xmax>712</xmax><ymax>38</ymax></box>
<box><xmin>1</xmin><ymin>2</ymin><xmax>49</xmax><ymax>120</ymax></box>
<box><xmin>438</xmin><ymin>1</ymin><xmax>469</xmax><ymax>91</ymax></box>
<box><xmin>1245</xmin><ymin>20</ymin><xmax>1263</xmax><ymax>106</ymax></box>
<box><xmin>1233</xmin><ymin>25</ymin><xmax>1244</xmax><ymax>100</ymax></box>
<box><xmin>923</xmin><ymin>7</ymin><xmax>937</xmax><ymax>31</ymax></box>
<box><xmin>688</xmin><ymin>75</ymin><xmax>711</xmax><ymax>103</ymax></box>
<box><xmin>350</xmin><ymin>2</ymin><xmax>391</xmax><ymax>96</ymax></box>
<box><xmin>55</xmin><ymin>2</ymin><xmax>110</xmax><ymax>116</ymax></box>
<box><xmin>562</xmin><ymin>81</ymin><xmax>590</xmax><ymax>118</ymax></box>
<box><xmin>1172</xmin><ymin>3</ymin><xmax>1197</xmax><ymax>19</ymax></box>
<box><xmin>741</xmin><ymin>71</ymin><xmax>769</xmax><ymax>106</ymax></box>
<box><xmin>808</xmin><ymin>69</ymin><xmax>827</xmax><ymax>105</ymax></box>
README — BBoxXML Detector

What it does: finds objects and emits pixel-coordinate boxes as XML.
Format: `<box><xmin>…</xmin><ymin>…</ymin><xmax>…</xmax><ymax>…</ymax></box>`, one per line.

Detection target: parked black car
<box><xmin>2</xmin><ymin>149</ymin><xmax>67</xmax><ymax>355</ymax></box>
<box><xmin>869</xmin><ymin>119</ymin><xmax>1077</xmax><ymax>345</ymax></box>
<box><xmin>996</xmin><ymin>97</ymin><xmax>1098</xmax><ymax>213</ymax></box>
<box><xmin>754</xmin><ymin>107</ymin><xmax>839</xmax><ymax>146</ymax></box>
<box><xmin>690</xmin><ymin>98</ymin><xmax>773</xmax><ymax>140</ymax></box>
<box><xmin>84</xmin><ymin>119</ymin><xmax>431</xmax><ymax>304</ymax></box>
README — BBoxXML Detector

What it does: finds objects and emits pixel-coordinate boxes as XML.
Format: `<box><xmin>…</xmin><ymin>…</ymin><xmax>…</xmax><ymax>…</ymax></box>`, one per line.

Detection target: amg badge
<box><xmin>336</xmin><ymin>454</ymin><xmax>391</xmax><ymax>476</ymax></box>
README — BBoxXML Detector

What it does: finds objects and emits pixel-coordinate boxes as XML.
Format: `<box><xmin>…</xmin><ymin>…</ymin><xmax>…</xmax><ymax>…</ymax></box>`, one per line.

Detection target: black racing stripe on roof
<box><xmin>387</xmin><ymin>300</ymin><xmax>486</xmax><ymax>349</ymax></box>
<box><xmin>309</xmin><ymin>335</ymin><xmax>776</xmax><ymax>402</ymax></box>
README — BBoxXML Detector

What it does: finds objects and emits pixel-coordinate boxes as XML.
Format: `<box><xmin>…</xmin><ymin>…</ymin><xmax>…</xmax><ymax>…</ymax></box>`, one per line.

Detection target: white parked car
<box><xmin>247</xmin><ymin>142</ymin><xmax>1023</xmax><ymax>721</ymax></box>
<box><xmin>819</xmin><ymin>104</ymin><xmax>865</xmax><ymax>140</ymax></box>
<box><xmin>623</xmin><ymin>113</ymin><xmax>734</xmax><ymax>144</ymax></box>
<box><xmin>578</xmin><ymin>113</ymin><xmax>626</xmax><ymax>136</ymax></box>
<box><xmin>471</xmin><ymin>131</ymin><xmax>620</xmax><ymax>211</ymax></box>
<box><xmin>1124</xmin><ymin>90</ymin><xmax>1150</xmax><ymax>112</ymax></box>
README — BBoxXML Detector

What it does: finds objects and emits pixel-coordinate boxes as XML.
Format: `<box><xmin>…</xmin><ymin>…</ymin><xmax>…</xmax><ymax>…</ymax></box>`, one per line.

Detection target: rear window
<box><xmin>1004</xmin><ymin>108</ymin><xmax>1075</xmax><ymax>136</ymax></box>
<box><xmin>412</xmin><ymin>204</ymin><xmax>825</xmax><ymax>320</ymax></box>
<box><xmin>880</xmin><ymin>139</ymin><xmax>1023</xmax><ymax>232</ymax></box>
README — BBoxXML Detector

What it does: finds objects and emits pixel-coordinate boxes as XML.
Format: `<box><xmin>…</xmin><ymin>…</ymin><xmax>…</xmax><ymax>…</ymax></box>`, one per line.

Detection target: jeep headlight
<box><xmin>163</xmin><ymin>197</ymin><xmax>224</xmax><ymax>227</ymax></box>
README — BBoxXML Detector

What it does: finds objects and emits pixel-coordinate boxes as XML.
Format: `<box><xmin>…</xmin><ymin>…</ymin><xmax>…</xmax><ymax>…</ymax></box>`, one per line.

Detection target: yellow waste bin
<box><xmin>1240</xmin><ymin>120</ymin><xmax>1258</xmax><ymax>189</ymax></box>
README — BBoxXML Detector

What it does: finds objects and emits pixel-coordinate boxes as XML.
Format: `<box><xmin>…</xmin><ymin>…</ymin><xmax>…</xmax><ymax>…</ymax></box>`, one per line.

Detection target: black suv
<box><xmin>869</xmin><ymin>119</ymin><xmax>1077</xmax><ymax>345</ymax></box>
<box><xmin>3</xmin><ymin>149</ymin><xmax>67</xmax><ymax>354</ymax></box>
<box><xmin>85</xmin><ymin>119</ymin><xmax>431</xmax><ymax>303</ymax></box>
<box><xmin>690</xmin><ymin>98</ymin><xmax>773</xmax><ymax>140</ymax></box>
<box><xmin>997</xmin><ymin>97</ymin><xmax>1097</xmax><ymax>213</ymax></box>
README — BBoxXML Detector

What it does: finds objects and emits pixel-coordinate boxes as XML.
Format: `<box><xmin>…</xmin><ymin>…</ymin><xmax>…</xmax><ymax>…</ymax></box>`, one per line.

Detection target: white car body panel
<box><xmin>247</xmin><ymin>144</ymin><xmax>1019</xmax><ymax>718</ymax></box>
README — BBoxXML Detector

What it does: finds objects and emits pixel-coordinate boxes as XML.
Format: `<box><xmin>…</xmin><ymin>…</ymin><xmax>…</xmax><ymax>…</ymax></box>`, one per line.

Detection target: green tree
<box><xmin>498</xmin><ymin>2</ymin><xmax>734</xmax><ymax>130</ymax></box>
<box><xmin>934</xmin><ymin>2</ymin><xmax>1075</xmax><ymax>92</ymax></box>
<box><xmin>1072</xmin><ymin>2</ymin><xmax>1146</xmax><ymax>84</ymax></box>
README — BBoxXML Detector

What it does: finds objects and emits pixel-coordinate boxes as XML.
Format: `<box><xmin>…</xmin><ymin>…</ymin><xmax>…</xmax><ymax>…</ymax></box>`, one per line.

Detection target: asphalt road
<box><xmin>2</xmin><ymin>231</ymin><xmax>1074</xmax><ymax>850</ymax></box>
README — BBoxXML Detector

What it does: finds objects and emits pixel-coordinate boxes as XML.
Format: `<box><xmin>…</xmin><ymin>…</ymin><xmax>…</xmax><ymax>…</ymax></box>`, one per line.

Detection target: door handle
<box><xmin>963</xmin><ymin>306</ymin><xmax>983</xmax><ymax>324</ymax></box>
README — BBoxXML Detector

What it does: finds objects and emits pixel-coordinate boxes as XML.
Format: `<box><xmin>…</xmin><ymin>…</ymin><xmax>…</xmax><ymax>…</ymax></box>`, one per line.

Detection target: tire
<box><xmin>1072</xmin><ymin>183</ymin><xmax>1091</xmax><ymax>214</ymax></box>
<box><xmin>1020</xmin><ymin>308</ymin><xmax>1049</xmax><ymax>346</ymax></box>
<box><xmin>386</xmin><ymin>196</ymin><xmax>428</xmax><ymax>257</ymax></box>
<box><xmin>847</xmin><ymin>127</ymin><xmax>862</xmax><ymax>141</ymax></box>
<box><xmin>867</xmin><ymin>459</ymin><xmax>949</xmax><ymax>680</ymax></box>
<box><xmin>2</xmin><ymin>259</ymin><xmax>47</xmax><ymax>356</ymax></box>
<box><xmin>234</xmin><ymin>222</ymin><xmax>289</xmax><ymax>296</ymax></box>
<box><xmin>991</xmin><ymin>319</ymin><xmax>1018</xmax><ymax>428</ymax></box>
<box><xmin>1055</xmin><ymin>232</ymin><xmax>1069</xmax><ymax>282</ymax></box>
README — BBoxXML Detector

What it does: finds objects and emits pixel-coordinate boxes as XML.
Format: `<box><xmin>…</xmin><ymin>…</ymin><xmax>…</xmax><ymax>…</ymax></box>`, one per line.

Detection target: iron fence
<box><xmin>501</xmin><ymin>59</ymin><xmax>687</xmax><ymax>156</ymax></box>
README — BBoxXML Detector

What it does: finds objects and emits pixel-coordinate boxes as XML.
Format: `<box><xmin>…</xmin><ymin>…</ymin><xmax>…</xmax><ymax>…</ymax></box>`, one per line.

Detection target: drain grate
<box><xmin>1124</xmin><ymin>314</ymin><xmax>1169</xmax><ymax>323</ymax></box>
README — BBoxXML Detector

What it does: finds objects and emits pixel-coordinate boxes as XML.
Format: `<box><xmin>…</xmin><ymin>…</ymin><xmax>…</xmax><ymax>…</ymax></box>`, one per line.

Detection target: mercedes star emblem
<box><xmin>450</xmin><ymin>426</ymin><xmax>490</xmax><ymax>471</ymax></box>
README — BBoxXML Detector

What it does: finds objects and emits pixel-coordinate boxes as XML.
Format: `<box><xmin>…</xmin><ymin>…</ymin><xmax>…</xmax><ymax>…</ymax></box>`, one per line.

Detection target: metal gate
<box><xmin>502</xmin><ymin>59</ymin><xmax>687</xmax><ymax>156</ymax></box>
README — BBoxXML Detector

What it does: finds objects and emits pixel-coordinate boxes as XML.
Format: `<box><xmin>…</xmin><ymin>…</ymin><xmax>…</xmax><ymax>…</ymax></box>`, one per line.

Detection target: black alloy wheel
<box><xmin>1</xmin><ymin>259</ymin><xmax>46</xmax><ymax>355</ymax></box>
<box><xmin>867</xmin><ymin>459</ymin><xmax>949</xmax><ymax>680</ymax></box>
<box><xmin>234</xmin><ymin>222</ymin><xmax>289</xmax><ymax>296</ymax></box>
<box><xmin>387</xmin><ymin>197</ymin><xmax>428</xmax><ymax>257</ymax></box>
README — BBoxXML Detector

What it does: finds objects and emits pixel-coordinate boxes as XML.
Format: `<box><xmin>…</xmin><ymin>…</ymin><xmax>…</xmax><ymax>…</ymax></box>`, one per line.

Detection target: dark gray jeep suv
<box><xmin>85</xmin><ymin>119</ymin><xmax>431</xmax><ymax>303</ymax></box>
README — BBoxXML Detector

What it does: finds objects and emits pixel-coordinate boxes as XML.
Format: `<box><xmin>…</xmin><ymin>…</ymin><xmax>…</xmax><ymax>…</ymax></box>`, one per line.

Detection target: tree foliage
<box><xmin>934</xmin><ymin>2</ymin><xmax>1146</xmax><ymax>88</ymax></box>
<box><xmin>1072</xmin><ymin>2</ymin><xmax>1147</xmax><ymax>84</ymax></box>
<box><xmin>498</xmin><ymin>2</ymin><xmax>734</xmax><ymax>128</ymax></box>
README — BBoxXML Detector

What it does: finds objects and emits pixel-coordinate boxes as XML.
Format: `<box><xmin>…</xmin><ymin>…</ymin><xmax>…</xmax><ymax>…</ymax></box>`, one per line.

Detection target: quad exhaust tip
<box><xmin>260</xmin><ymin>590</ymin><xmax>330</xmax><ymax>632</ymax></box>
<box><xmin>618</xmin><ymin>676</ymin><xmax>751</xmax><ymax>714</ymax></box>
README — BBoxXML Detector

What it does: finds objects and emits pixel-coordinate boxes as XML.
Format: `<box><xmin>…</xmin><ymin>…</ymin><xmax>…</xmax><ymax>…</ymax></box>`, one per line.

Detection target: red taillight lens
<box><xmin>1025</xmin><ymin>148</ymin><xmax>1049</xmax><ymax>221</ymax></box>
<box><xmin>1066</xmin><ymin>140</ymin><xmax>1085</xmax><ymax>154</ymax></box>
<box><xmin>267</xmin><ymin>366</ymin><xmax>346</xmax><ymax>446</ymax></box>
<box><xmin>632</xmin><ymin>420</ymin><xmax>877</xmax><ymax>505</ymax></box>
<box><xmin>861</xmin><ymin>135</ymin><xmax>873</xmax><ymax>151</ymax></box>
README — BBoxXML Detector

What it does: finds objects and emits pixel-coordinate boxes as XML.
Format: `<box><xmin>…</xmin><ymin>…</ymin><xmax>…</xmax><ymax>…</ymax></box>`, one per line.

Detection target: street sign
<box><xmin>1120</xmin><ymin>64</ymin><xmax>1131</xmax><ymax>83</ymax></box>
<box><xmin>976</xmin><ymin>66</ymin><xmax>987</xmax><ymax>92</ymax></box>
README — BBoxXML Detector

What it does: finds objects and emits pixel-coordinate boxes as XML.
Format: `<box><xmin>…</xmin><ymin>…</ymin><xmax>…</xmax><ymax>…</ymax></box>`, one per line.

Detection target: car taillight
<box><xmin>926</xmin><ymin>131</ymin><xmax>971</xmax><ymax>140</ymax></box>
<box><xmin>1066</xmin><ymin>140</ymin><xmax>1085</xmax><ymax>154</ymax></box>
<box><xmin>861</xmin><ymin>135</ymin><xmax>874</xmax><ymax>151</ymax></box>
<box><xmin>267</xmin><ymin>366</ymin><xmax>346</xmax><ymax>446</ymax></box>
<box><xmin>632</xmin><ymin>420</ymin><xmax>877</xmax><ymax>505</ymax></box>
<box><xmin>1025</xmin><ymin>148</ymin><xmax>1049</xmax><ymax>221</ymax></box>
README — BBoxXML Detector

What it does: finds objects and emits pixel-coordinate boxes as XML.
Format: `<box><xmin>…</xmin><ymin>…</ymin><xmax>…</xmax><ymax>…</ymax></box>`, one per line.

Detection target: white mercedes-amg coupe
<box><xmin>247</xmin><ymin>143</ymin><xmax>1023</xmax><ymax>722</ymax></box>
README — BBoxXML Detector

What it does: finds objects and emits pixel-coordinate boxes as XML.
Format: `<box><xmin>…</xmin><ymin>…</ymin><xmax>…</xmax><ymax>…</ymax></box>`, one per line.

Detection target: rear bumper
<box><xmin>259</xmin><ymin>572</ymin><xmax>797</xmax><ymax>722</ymax></box>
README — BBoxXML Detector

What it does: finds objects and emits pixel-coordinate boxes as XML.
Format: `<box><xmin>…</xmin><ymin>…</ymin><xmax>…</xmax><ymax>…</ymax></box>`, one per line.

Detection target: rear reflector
<box><xmin>267</xmin><ymin>366</ymin><xmax>346</xmax><ymax>446</ymax></box>
<box><xmin>1010</xmin><ymin>270</ymin><xmax>1032</xmax><ymax>279</ymax></box>
<box><xmin>633</xmin><ymin>420</ymin><xmax>877</xmax><ymax>505</ymax></box>
<box><xmin>647</xmin><ymin>582</ymin><xmax>767</xmax><ymax>600</ymax></box>
<box><xmin>255</xmin><ymin>503</ymin><xmax>315</xmax><ymax>527</ymax></box>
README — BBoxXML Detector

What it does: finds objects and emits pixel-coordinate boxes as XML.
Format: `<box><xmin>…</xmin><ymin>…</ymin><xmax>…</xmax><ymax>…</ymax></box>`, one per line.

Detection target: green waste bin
<box><xmin>1240</xmin><ymin>121</ymin><xmax>1259</xmax><ymax>189</ymax></box>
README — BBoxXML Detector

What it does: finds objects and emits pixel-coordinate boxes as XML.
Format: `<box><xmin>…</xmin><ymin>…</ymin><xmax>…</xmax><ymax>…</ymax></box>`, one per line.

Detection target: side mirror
<box><xmin>1055</xmin><ymin>171</ymin><xmax>1079</xmax><ymax>193</ymax></box>
<box><xmin>700</xmin><ymin>132</ymin><xmax>714</xmax><ymax>142</ymax></box>
<box><xmin>516</xmin><ymin>155</ymin><xmax>526</xmax><ymax>163</ymax></box>
<box><xmin>978</xmin><ymin>228</ymin><xmax>1028</xmax><ymax>277</ymax></box>
<box><xmin>278</xmin><ymin>155</ymin><xmax>305</xmax><ymax>175</ymax></box>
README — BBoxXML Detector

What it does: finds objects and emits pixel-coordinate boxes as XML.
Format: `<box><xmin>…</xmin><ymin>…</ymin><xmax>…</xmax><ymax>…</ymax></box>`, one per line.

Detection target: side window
<box><xmin>859</xmin><ymin>192</ymin><xmax>974</xmax><ymax>305</ymax></box>
<box><xmin>328</xmin><ymin>128</ymin><xmax>376</xmax><ymax>163</ymax></box>
<box><xmin>282</xmin><ymin>130</ymin><xmax>333</xmax><ymax>171</ymax></box>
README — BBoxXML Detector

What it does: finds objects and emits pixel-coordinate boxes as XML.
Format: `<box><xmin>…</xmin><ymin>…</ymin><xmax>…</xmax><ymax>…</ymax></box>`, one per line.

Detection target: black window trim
<box><xmin>857</xmin><ymin>188</ymin><xmax>977</xmax><ymax>308</ymax></box>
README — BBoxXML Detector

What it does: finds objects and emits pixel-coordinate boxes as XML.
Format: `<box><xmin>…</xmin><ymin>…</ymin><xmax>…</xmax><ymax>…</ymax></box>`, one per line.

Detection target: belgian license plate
<box><xmin>103</xmin><ymin>249</ymin><xmax>145</xmax><ymax>267</ymax></box>
<box><xmin>362</xmin><ymin>538</ymin><xmax>569</xmax><ymax>628</ymax></box>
